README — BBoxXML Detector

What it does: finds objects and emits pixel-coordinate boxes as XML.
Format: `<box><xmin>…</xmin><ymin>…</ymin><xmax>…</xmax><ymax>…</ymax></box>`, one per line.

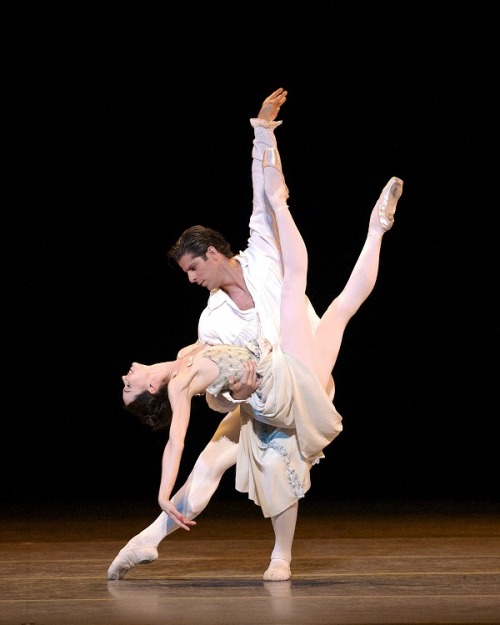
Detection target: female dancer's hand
<box><xmin>159</xmin><ymin>499</ymin><xmax>197</xmax><ymax>531</ymax></box>
<box><xmin>229</xmin><ymin>360</ymin><xmax>259</xmax><ymax>400</ymax></box>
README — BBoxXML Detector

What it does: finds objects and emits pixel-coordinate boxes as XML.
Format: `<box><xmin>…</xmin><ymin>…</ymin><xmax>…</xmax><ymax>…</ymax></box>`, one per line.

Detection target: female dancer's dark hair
<box><xmin>124</xmin><ymin>385</ymin><xmax>172</xmax><ymax>431</ymax></box>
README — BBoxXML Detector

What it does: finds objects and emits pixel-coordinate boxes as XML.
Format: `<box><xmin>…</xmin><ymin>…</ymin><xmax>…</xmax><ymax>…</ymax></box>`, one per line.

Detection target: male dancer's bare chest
<box><xmin>224</xmin><ymin>260</ymin><xmax>255</xmax><ymax>311</ymax></box>
<box><xmin>223</xmin><ymin>279</ymin><xmax>254</xmax><ymax>311</ymax></box>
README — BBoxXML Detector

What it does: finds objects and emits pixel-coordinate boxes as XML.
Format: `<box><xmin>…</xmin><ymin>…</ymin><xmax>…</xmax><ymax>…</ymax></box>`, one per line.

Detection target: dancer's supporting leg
<box><xmin>263</xmin><ymin>502</ymin><xmax>298</xmax><ymax>581</ymax></box>
<box><xmin>107</xmin><ymin>408</ymin><xmax>240</xmax><ymax>580</ymax></box>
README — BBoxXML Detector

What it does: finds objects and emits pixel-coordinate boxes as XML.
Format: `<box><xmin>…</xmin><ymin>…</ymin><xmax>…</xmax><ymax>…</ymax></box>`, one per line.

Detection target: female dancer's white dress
<box><xmin>203</xmin><ymin>340</ymin><xmax>343</xmax><ymax>517</ymax></box>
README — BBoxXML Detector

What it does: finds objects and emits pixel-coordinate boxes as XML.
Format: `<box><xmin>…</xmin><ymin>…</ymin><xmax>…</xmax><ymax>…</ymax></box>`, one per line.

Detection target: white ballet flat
<box><xmin>107</xmin><ymin>545</ymin><xmax>158</xmax><ymax>580</ymax></box>
<box><xmin>263</xmin><ymin>558</ymin><xmax>291</xmax><ymax>581</ymax></box>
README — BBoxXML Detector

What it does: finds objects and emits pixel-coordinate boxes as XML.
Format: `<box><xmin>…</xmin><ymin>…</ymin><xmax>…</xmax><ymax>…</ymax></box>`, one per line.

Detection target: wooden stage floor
<box><xmin>2</xmin><ymin>498</ymin><xmax>500</xmax><ymax>625</ymax></box>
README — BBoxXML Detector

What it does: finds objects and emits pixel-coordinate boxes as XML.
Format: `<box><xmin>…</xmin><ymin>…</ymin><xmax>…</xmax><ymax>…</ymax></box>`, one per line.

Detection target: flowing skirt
<box><xmin>235</xmin><ymin>340</ymin><xmax>343</xmax><ymax>517</ymax></box>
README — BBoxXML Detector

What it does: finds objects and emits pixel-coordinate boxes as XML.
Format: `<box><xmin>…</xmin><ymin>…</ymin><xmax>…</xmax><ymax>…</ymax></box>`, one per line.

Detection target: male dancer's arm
<box><xmin>246</xmin><ymin>89</ymin><xmax>288</xmax><ymax>268</ymax></box>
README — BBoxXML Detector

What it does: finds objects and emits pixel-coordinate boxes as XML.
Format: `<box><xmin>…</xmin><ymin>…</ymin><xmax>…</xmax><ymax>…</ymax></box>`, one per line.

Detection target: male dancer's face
<box><xmin>177</xmin><ymin>246</ymin><xmax>222</xmax><ymax>292</ymax></box>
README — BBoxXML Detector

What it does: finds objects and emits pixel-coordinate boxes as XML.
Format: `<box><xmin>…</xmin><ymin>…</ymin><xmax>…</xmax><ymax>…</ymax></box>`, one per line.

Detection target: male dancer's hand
<box><xmin>229</xmin><ymin>360</ymin><xmax>259</xmax><ymax>400</ymax></box>
<box><xmin>258</xmin><ymin>87</ymin><xmax>288</xmax><ymax>122</ymax></box>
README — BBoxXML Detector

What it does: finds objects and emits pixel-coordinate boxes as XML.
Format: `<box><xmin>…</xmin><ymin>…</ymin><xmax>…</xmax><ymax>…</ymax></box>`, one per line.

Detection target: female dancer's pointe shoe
<box><xmin>262</xmin><ymin>147</ymin><xmax>289</xmax><ymax>209</ymax></box>
<box><xmin>107</xmin><ymin>545</ymin><xmax>158</xmax><ymax>580</ymax></box>
<box><xmin>263</xmin><ymin>558</ymin><xmax>291</xmax><ymax>581</ymax></box>
<box><xmin>369</xmin><ymin>176</ymin><xmax>404</xmax><ymax>238</ymax></box>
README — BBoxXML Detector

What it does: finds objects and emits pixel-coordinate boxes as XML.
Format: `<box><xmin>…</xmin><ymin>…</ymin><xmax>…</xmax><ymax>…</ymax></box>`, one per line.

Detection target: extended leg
<box><xmin>262</xmin><ymin>148</ymin><xmax>316</xmax><ymax>373</ymax></box>
<box><xmin>313</xmin><ymin>177</ymin><xmax>404</xmax><ymax>387</ymax></box>
<box><xmin>107</xmin><ymin>408</ymin><xmax>241</xmax><ymax>580</ymax></box>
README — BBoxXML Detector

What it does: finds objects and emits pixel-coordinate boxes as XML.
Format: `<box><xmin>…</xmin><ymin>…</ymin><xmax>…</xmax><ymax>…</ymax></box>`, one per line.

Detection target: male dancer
<box><xmin>109</xmin><ymin>88</ymin><xmax>302</xmax><ymax>582</ymax></box>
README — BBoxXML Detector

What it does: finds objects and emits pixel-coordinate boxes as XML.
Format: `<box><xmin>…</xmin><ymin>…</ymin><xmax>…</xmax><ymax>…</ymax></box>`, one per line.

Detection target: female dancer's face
<box><xmin>122</xmin><ymin>362</ymin><xmax>149</xmax><ymax>405</ymax></box>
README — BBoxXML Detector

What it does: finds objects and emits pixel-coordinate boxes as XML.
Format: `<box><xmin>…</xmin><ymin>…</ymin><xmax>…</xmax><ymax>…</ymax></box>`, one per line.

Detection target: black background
<box><xmin>3</xmin><ymin>3</ymin><xmax>498</xmax><ymax>512</ymax></box>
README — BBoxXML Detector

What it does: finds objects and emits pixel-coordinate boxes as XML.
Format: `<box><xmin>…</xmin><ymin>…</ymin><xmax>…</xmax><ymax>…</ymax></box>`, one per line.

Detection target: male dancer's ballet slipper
<box><xmin>107</xmin><ymin>545</ymin><xmax>158</xmax><ymax>580</ymax></box>
<box><xmin>263</xmin><ymin>558</ymin><xmax>291</xmax><ymax>582</ymax></box>
<box><xmin>262</xmin><ymin>147</ymin><xmax>289</xmax><ymax>209</ymax></box>
<box><xmin>368</xmin><ymin>176</ymin><xmax>404</xmax><ymax>238</ymax></box>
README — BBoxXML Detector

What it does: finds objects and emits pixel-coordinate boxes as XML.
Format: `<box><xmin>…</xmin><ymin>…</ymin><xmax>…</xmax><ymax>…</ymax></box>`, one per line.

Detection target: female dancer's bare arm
<box><xmin>158</xmin><ymin>358</ymin><xmax>220</xmax><ymax>524</ymax></box>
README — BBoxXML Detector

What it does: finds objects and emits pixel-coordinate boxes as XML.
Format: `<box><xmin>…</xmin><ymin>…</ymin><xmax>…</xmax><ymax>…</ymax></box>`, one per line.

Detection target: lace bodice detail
<box><xmin>203</xmin><ymin>341</ymin><xmax>261</xmax><ymax>396</ymax></box>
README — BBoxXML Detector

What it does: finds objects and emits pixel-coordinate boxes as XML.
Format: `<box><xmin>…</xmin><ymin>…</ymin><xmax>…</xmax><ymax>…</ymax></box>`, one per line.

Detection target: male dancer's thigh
<box><xmin>209</xmin><ymin>406</ymin><xmax>242</xmax><ymax>445</ymax></box>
